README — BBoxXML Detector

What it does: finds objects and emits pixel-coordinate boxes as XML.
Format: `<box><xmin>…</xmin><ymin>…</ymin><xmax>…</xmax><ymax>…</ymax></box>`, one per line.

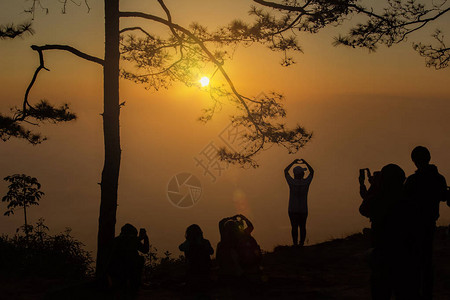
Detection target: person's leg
<box><xmin>370</xmin><ymin>247</ymin><xmax>392</xmax><ymax>300</ymax></box>
<box><xmin>421</xmin><ymin>224</ymin><xmax>435</xmax><ymax>300</ymax></box>
<box><xmin>299</xmin><ymin>213</ymin><xmax>308</xmax><ymax>246</ymax></box>
<box><xmin>288</xmin><ymin>212</ymin><xmax>299</xmax><ymax>246</ymax></box>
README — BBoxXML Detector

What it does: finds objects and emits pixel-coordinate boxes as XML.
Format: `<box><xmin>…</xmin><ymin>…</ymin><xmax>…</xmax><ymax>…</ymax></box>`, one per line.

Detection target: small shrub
<box><xmin>142</xmin><ymin>245</ymin><xmax>185</xmax><ymax>285</ymax></box>
<box><xmin>0</xmin><ymin>218</ymin><xmax>93</xmax><ymax>279</ymax></box>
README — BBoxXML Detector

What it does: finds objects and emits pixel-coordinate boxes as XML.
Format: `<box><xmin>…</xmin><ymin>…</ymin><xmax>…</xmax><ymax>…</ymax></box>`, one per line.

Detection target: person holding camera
<box><xmin>358</xmin><ymin>168</ymin><xmax>381</xmax><ymax>219</ymax></box>
<box><xmin>358</xmin><ymin>164</ymin><xmax>409</xmax><ymax>299</ymax></box>
<box><xmin>284</xmin><ymin>158</ymin><xmax>314</xmax><ymax>247</ymax></box>
<box><xmin>107</xmin><ymin>223</ymin><xmax>149</xmax><ymax>296</ymax></box>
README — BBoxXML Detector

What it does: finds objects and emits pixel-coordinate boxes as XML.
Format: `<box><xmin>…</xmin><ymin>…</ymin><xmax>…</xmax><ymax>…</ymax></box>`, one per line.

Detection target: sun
<box><xmin>199</xmin><ymin>76</ymin><xmax>210</xmax><ymax>87</ymax></box>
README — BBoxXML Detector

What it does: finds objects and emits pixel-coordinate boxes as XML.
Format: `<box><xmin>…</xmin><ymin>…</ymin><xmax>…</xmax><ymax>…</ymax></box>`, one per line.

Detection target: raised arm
<box><xmin>284</xmin><ymin>159</ymin><xmax>300</xmax><ymax>177</ymax></box>
<box><xmin>138</xmin><ymin>229</ymin><xmax>150</xmax><ymax>254</ymax></box>
<box><xmin>237</xmin><ymin>214</ymin><xmax>254</xmax><ymax>235</ymax></box>
<box><xmin>359</xmin><ymin>169</ymin><xmax>368</xmax><ymax>199</ymax></box>
<box><xmin>301</xmin><ymin>159</ymin><xmax>314</xmax><ymax>178</ymax></box>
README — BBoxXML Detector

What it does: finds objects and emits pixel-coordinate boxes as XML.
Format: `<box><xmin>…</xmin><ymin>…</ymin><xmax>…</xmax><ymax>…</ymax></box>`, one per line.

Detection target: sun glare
<box><xmin>200</xmin><ymin>76</ymin><xmax>210</xmax><ymax>87</ymax></box>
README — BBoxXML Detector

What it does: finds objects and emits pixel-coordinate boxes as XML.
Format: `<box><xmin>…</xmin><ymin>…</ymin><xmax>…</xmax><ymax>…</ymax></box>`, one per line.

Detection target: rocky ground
<box><xmin>3</xmin><ymin>226</ymin><xmax>450</xmax><ymax>299</ymax></box>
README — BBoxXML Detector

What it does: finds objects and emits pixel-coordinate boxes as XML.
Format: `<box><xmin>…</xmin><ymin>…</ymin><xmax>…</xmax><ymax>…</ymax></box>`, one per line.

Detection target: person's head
<box><xmin>120</xmin><ymin>223</ymin><xmax>138</xmax><ymax>237</ymax></box>
<box><xmin>222</xmin><ymin>220</ymin><xmax>240</xmax><ymax>242</ymax></box>
<box><xmin>380</xmin><ymin>164</ymin><xmax>405</xmax><ymax>191</ymax></box>
<box><xmin>185</xmin><ymin>224</ymin><xmax>203</xmax><ymax>241</ymax></box>
<box><xmin>411</xmin><ymin>146</ymin><xmax>431</xmax><ymax>169</ymax></box>
<box><xmin>293</xmin><ymin>166</ymin><xmax>306</xmax><ymax>179</ymax></box>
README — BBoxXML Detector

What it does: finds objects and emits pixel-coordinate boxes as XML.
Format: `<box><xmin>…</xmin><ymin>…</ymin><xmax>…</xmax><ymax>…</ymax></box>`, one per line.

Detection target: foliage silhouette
<box><xmin>237</xmin><ymin>1</ymin><xmax>450</xmax><ymax>69</ymax></box>
<box><xmin>142</xmin><ymin>245</ymin><xmax>185</xmax><ymax>285</ymax></box>
<box><xmin>0</xmin><ymin>218</ymin><xmax>93</xmax><ymax>279</ymax></box>
<box><xmin>0</xmin><ymin>23</ymin><xmax>34</xmax><ymax>39</ymax></box>
<box><xmin>2</xmin><ymin>174</ymin><xmax>44</xmax><ymax>240</ymax></box>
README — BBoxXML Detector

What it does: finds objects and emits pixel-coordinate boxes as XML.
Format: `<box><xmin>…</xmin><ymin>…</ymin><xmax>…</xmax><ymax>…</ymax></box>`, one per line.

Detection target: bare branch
<box><xmin>252</xmin><ymin>0</ymin><xmax>309</xmax><ymax>14</ymax></box>
<box><xmin>22</xmin><ymin>47</ymin><xmax>49</xmax><ymax>117</ymax></box>
<box><xmin>120</xmin><ymin>27</ymin><xmax>155</xmax><ymax>39</ymax></box>
<box><xmin>31</xmin><ymin>44</ymin><xmax>104</xmax><ymax>65</ymax></box>
<box><xmin>157</xmin><ymin>0</ymin><xmax>182</xmax><ymax>41</ymax></box>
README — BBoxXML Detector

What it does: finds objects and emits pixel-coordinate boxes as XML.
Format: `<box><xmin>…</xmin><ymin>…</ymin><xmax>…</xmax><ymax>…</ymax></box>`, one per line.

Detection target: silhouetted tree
<box><xmin>335</xmin><ymin>0</ymin><xmax>450</xmax><ymax>69</ymax></box>
<box><xmin>0</xmin><ymin>23</ymin><xmax>34</xmax><ymax>39</ymax></box>
<box><xmin>250</xmin><ymin>0</ymin><xmax>449</xmax><ymax>69</ymax></box>
<box><xmin>3</xmin><ymin>0</ymin><xmax>315</xmax><ymax>277</ymax></box>
<box><xmin>2</xmin><ymin>174</ymin><xmax>44</xmax><ymax>240</ymax></box>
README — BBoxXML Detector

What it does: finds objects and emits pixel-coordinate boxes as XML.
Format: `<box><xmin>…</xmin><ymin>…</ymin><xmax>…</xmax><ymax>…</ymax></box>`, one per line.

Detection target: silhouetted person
<box><xmin>359</xmin><ymin>169</ymin><xmax>382</xmax><ymax>219</ymax></box>
<box><xmin>234</xmin><ymin>215</ymin><xmax>261</xmax><ymax>276</ymax></box>
<box><xmin>179</xmin><ymin>224</ymin><xmax>214</xmax><ymax>285</ymax></box>
<box><xmin>284</xmin><ymin>158</ymin><xmax>314</xmax><ymax>246</ymax></box>
<box><xmin>107</xmin><ymin>223</ymin><xmax>149</xmax><ymax>299</ymax></box>
<box><xmin>216</xmin><ymin>218</ymin><xmax>242</xmax><ymax>280</ymax></box>
<box><xmin>359</xmin><ymin>164</ymin><xmax>410</xmax><ymax>300</ymax></box>
<box><xmin>359</xmin><ymin>169</ymin><xmax>382</xmax><ymax>247</ymax></box>
<box><xmin>404</xmin><ymin>146</ymin><xmax>447</xmax><ymax>300</ymax></box>
<box><xmin>216</xmin><ymin>215</ymin><xmax>261</xmax><ymax>281</ymax></box>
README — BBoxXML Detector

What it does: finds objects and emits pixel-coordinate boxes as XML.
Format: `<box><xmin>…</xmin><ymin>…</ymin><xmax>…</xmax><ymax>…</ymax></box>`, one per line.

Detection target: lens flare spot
<box><xmin>200</xmin><ymin>76</ymin><xmax>210</xmax><ymax>87</ymax></box>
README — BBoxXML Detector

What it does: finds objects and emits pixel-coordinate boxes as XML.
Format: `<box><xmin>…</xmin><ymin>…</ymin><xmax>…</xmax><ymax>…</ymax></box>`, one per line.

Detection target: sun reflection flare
<box><xmin>199</xmin><ymin>76</ymin><xmax>210</xmax><ymax>87</ymax></box>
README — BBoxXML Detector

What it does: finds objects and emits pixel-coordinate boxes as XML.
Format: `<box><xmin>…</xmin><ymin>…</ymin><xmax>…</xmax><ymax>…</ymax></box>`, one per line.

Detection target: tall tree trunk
<box><xmin>96</xmin><ymin>0</ymin><xmax>121</xmax><ymax>278</ymax></box>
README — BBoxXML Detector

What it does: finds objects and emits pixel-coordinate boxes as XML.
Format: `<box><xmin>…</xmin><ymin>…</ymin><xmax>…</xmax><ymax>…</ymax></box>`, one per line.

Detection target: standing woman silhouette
<box><xmin>284</xmin><ymin>159</ymin><xmax>314</xmax><ymax>246</ymax></box>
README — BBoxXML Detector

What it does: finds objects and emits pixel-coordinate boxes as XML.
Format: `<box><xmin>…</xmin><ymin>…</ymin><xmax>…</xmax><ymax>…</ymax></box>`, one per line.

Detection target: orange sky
<box><xmin>1</xmin><ymin>0</ymin><xmax>449</xmax><ymax>255</ymax></box>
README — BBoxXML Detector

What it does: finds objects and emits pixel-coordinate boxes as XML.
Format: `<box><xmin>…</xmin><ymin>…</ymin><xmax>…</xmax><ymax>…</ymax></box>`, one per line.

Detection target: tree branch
<box><xmin>120</xmin><ymin>26</ymin><xmax>155</xmax><ymax>39</ymax></box>
<box><xmin>157</xmin><ymin>0</ymin><xmax>182</xmax><ymax>41</ymax></box>
<box><xmin>31</xmin><ymin>45</ymin><xmax>104</xmax><ymax>66</ymax></box>
<box><xmin>252</xmin><ymin>0</ymin><xmax>309</xmax><ymax>14</ymax></box>
<box><xmin>119</xmin><ymin>11</ymin><xmax>262</xmax><ymax>135</ymax></box>
<box><xmin>22</xmin><ymin>47</ymin><xmax>49</xmax><ymax>118</ymax></box>
<box><xmin>0</xmin><ymin>23</ymin><xmax>34</xmax><ymax>39</ymax></box>
<box><xmin>20</xmin><ymin>44</ymin><xmax>102</xmax><ymax>118</ymax></box>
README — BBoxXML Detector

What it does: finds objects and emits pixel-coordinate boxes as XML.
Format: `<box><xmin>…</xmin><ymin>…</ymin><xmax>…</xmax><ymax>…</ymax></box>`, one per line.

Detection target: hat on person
<box><xmin>293</xmin><ymin>166</ymin><xmax>307</xmax><ymax>175</ymax></box>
